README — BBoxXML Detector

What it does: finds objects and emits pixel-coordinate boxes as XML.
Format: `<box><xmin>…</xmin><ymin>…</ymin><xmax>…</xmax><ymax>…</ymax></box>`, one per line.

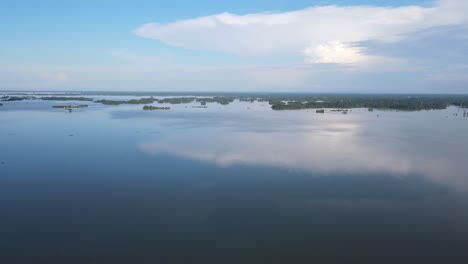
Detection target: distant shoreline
<box><xmin>2</xmin><ymin>93</ymin><xmax>468</xmax><ymax>111</ymax></box>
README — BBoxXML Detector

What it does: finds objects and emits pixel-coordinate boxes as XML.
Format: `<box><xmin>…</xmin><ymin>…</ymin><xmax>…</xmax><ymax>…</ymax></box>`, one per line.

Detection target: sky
<box><xmin>1</xmin><ymin>0</ymin><xmax>468</xmax><ymax>93</ymax></box>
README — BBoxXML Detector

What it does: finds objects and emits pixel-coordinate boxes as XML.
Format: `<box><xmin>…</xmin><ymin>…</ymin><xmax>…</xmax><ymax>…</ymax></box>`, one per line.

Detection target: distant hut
<box><xmin>316</xmin><ymin>109</ymin><xmax>325</xmax><ymax>114</ymax></box>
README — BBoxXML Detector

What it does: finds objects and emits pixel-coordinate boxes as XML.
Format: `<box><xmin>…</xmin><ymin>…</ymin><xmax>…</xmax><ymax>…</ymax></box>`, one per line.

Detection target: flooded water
<box><xmin>1</xmin><ymin>96</ymin><xmax>468</xmax><ymax>263</ymax></box>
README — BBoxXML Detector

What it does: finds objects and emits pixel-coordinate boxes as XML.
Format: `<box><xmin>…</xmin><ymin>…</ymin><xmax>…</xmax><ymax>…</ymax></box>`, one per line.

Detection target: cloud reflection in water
<box><xmin>139</xmin><ymin>109</ymin><xmax>468</xmax><ymax>190</ymax></box>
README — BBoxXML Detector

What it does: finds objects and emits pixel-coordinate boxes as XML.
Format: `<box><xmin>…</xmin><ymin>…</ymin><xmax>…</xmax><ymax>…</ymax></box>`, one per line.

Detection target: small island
<box><xmin>143</xmin><ymin>105</ymin><xmax>170</xmax><ymax>110</ymax></box>
<box><xmin>157</xmin><ymin>97</ymin><xmax>196</xmax><ymax>104</ymax></box>
<box><xmin>96</xmin><ymin>97</ymin><xmax>157</xmax><ymax>105</ymax></box>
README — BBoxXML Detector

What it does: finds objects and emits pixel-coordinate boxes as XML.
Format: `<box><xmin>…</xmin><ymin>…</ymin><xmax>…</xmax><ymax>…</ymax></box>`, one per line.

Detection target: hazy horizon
<box><xmin>2</xmin><ymin>90</ymin><xmax>468</xmax><ymax>95</ymax></box>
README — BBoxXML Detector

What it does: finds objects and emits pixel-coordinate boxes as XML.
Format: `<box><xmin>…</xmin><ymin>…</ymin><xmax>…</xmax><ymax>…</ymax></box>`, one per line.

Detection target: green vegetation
<box><xmin>2</xmin><ymin>93</ymin><xmax>468</xmax><ymax>112</ymax></box>
<box><xmin>42</xmin><ymin>96</ymin><xmax>94</xmax><ymax>101</ymax></box>
<box><xmin>267</xmin><ymin>95</ymin><xmax>468</xmax><ymax>111</ymax></box>
<box><xmin>92</xmin><ymin>94</ymin><xmax>468</xmax><ymax>111</ymax></box>
<box><xmin>52</xmin><ymin>105</ymin><xmax>88</xmax><ymax>109</ymax></box>
<box><xmin>96</xmin><ymin>97</ymin><xmax>156</xmax><ymax>105</ymax></box>
<box><xmin>196</xmin><ymin>96</ymin><xmax>235</xmax><ymax>105</ymax></box>
<box><xmin>143</xmin><ymin>105</ymin><xmax>170</xmax><ymax>110</ymax></box>
<box><xmin>95</xmin><ymin>99</ymin><xmax>123</xmax><ymax>105</ymax></box>
<box><xmin>156</xmin><ymin>96</ymin><xmax>235</xmax><ymax>105</ymax></box>
<box><xmin>157</xmin><ymin>97</ymin><xmax>196</xmax><ymax>104</ymax></box>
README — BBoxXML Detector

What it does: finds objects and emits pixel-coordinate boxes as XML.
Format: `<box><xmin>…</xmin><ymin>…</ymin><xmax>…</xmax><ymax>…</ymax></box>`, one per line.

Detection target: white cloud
<box><xmin>135</xmin><ymin>0</ymin><xmax>468</xmax><ymax>65</ymax></box>
<box><xmin>303</xmin><ymin>41</ymin><xmax>368</xmax><ymax>64</ymax></box>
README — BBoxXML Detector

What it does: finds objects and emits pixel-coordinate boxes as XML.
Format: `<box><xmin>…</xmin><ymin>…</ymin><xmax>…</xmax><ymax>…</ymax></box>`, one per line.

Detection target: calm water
<box><xmin>1</xmin><ymin>97</ymin><xmax>468</xmax><ymax>263</ymax></box>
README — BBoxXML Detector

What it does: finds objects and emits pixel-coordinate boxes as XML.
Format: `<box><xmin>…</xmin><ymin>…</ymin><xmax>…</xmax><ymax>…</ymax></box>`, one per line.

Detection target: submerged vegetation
<box><xmin>1</xmin><ymin>96</ymin><xmax>35</xmax><ymax>101</ymax></box>
<box><xmin>143</xmin><ymin>105</ymin><xmax>170</xmax><ymax>110</ymax></box>
<box><xmin>52</xmin><ymin>105</ymin><xmax>88</xmax><ymax>109</ymax></box>
<box><xmin>42</xmin><ymin>96</ymin><xmax>94</xmax><ymax>101</ymax></box>
<box><xmin>97</xmin><ymin>96</ymin><xmax>236</xmax><ymax>106</ymax></box>
<box><xmin>196</xmin><ymin>97</ymin><xmax>235</xmax><ymax>105</ymax></box>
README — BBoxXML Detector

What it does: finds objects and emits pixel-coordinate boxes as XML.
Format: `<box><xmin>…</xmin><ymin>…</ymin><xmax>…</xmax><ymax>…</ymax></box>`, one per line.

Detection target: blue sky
<box><xmin>1</xmin><ymin>0</ymin><xmax>467</xmax><ymax>92</ymax></box>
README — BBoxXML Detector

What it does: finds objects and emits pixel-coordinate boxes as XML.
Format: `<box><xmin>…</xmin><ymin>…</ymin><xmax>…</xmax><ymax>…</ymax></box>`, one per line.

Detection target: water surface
<box><xmin>1</xmin><ymin>97</ymin><xmax>468</xmax><ymax>263</ymax></box>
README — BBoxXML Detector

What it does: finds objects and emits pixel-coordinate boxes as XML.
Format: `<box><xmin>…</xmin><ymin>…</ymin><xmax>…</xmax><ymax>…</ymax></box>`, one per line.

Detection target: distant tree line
<box><xmin>3</xmin><ymin>94</ymin><xmax>468</xmax><ymax>111</ymax></box>
<box><xmin>268</xmin><ymin>95</ymin><xmax>468</xmax><ymax>111</ymax></box>
<box><xmin>96</xmin><ymin>97</ymin><xmax>157</xmax><ymax>105</ymax></box>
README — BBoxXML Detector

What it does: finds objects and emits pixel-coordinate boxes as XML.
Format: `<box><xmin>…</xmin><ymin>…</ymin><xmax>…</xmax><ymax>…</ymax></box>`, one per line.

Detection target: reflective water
<box><xmin>1</xmin><ymin>98</ymin><xmax>468</xmax><ymax>263</ymax></box>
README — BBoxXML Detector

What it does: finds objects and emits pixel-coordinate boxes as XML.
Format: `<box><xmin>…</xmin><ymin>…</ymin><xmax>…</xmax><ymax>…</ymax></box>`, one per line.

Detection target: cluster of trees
<box><xmin>156</xmin><ymin>96</ymin><xmax>236</xmax><ymax>105</ymax></box>
<box><xmin>157</xmin><ymin>97</ymin><xmax>197</xmax><ymax>104</ymax></box>
<box><xmin>269</xmin><ymin>95</ymin><xmax>468</xmax><ymax>111</ymax></box>
<box><xmin>96</xmin><ymin>97</ymin><xmax>157</xmax><ymax>105</ymax></box>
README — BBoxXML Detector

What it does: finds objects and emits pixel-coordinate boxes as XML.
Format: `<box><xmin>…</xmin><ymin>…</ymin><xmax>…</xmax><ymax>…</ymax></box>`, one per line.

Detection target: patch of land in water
<box><xmin>266</xmin><ymin>95</ymin><xmax>468</xmax><ymax>111</ymax></box>
<box><xmin>97</xmin><ymin>97</ymin><xmax>157</xmax><ymax>105</ymax></box>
